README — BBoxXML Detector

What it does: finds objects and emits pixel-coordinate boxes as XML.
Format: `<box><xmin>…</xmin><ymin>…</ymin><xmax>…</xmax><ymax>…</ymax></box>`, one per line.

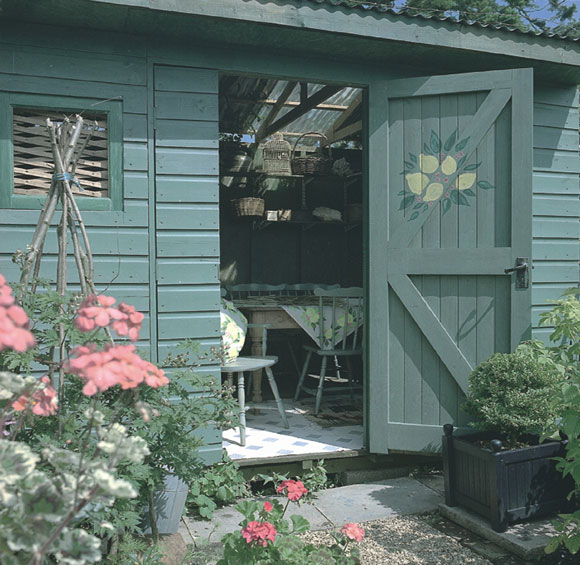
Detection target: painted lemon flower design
<box><xmin>400</xmin><ymin>130</ymin><xmax>495</xmax><ymax>221</ymax></box>
<box><xmin>405</xmin><ymin>173</ymin><xmax>429</xmax><ymax>195</ymax></box>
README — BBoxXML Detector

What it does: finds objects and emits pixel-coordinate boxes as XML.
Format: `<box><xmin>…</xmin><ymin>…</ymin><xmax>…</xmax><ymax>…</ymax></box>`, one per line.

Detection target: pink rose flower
<box><xmin>341</xmin><ymin>523</ymin><xmax>365</xmax><ymax>542</ymax></box>
<box><xmin>276</xmin><ymin>479</ymin><xmax>308</xmax><ymax>502</ymax></box>
<box><xmin>241</xmin><ymin>521</ymin><xmax>276</xmax><ymax>547</ymax></box>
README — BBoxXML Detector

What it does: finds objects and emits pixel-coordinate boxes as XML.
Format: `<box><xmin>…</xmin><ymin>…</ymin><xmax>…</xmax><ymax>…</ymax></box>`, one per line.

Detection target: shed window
<box><xmin>13</xmin><ymin>109</ymin><xmax>109</xmax><ymax>199</ymax></box>
<box><xmin>0</xmin><ymin>93</ymin><xmax>122</xmax><ymax>210</ymax></box>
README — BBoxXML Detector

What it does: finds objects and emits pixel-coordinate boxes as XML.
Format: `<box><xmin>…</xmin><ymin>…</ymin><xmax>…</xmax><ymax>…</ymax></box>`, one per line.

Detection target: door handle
<box><xmin>504</xmin><ymin>257</ymin><xmax>529</xmax><ymax>289</ymax></box>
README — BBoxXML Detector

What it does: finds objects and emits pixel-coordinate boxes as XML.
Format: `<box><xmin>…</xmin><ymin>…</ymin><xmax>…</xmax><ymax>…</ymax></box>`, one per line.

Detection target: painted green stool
<box><xmin>220</xmin><ymin>356</ymin><xmax>289</xmax><ymax>446</ymax></box>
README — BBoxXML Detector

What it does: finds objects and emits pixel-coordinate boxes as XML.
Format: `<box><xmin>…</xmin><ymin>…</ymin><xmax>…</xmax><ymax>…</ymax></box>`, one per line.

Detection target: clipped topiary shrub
<box><xmin>463</xmin><ymin>348</ymin><xmax>560</xmax><ymax>446</ymax></box>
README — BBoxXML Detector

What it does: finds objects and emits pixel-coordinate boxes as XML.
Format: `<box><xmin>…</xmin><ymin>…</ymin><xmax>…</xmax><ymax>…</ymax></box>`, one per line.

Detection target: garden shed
<box><xmin>1</xmin><ymin>0</ymin><xmax>579</xmax><ymax>465</ymax></box>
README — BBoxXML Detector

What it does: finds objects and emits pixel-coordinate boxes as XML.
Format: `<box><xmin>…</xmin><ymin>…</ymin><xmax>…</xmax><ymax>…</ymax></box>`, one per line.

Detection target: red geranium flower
<box><xmin>74</xmin><ymin>294</ymin><xmax>125</xmax><ymax>332</ymax></box>
<box><xmin>263</xmin><ymin>501</ymin><xmax>273</xmax><ymax>513</ymax></box>
<box><xmin>12</xmin><ymin>376</ymin><xmax>58</xmax><ymax>416</ymax></box>
<box><xmin>111</xmin><ymin>302</ymin><xmax>144</xmax><ymax>342</ymax></box>
<box><xmin>65</xmin><ymin>343</ymin><xmax>168</xmax><ymax>396</ymax></box>
<box><xmin>276</xmin><ymin>479</ymin><xmax>308</xmax><ymax>502</ymax></box>
<box><xmin>341</xmin><ymin>522</ymin><xmax>365</xmax><ymax>542</ymax></box>
<box><xmin>241</xmin><ymin>521</ymin><xmax>276</xmax><ymax>547</ymax></box>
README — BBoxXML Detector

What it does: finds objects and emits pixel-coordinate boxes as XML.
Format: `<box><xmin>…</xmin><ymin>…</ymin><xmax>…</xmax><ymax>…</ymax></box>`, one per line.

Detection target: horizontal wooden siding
<box><xmin>0</xmin><ymin>27</ymin><xmax>152</xmax><ymax>356</ymax></box>
<box><xmin>532</xmin><ymin>85</ymin><xmax>580</xmax><ymax>343</ymax></box>
<box><xmin>154</xmin><ymin>65</ymin><xmax>222</xmax><ymax>465</ymax></box>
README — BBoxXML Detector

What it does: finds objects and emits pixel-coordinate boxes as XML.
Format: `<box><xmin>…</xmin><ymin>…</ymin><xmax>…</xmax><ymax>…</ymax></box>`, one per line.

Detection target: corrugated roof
<box><xmin>304</xmin><ymin>0</ymin><xmax>579</xmax><ymax>42</ymax></box>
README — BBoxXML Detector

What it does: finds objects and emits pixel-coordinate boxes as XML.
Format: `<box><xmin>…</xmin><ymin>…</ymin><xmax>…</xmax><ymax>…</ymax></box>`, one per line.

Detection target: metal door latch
<box><xmin>504</xmin><ymin>257</ymin><xmax>529</xmax><ymax>289</ymax></box>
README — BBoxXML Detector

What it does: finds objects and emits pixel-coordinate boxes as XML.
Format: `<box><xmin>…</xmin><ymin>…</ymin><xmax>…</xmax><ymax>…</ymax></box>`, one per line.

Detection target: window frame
<box><xmin>0</xmin><ymin>93</ymin><xmax>123</xmax><ymax>211</ymax></box>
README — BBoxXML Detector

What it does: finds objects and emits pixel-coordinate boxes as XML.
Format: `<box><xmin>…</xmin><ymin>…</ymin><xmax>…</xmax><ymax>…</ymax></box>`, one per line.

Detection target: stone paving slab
<box><xmin>180</xmin><ymin>477</ymin><xmax>445</xmax><ymax>547</ymax></box>
<box><xmin>439</xmin><ymin>503</ymin><xmax>558</xmax><ymax>560</ymax></box>
<box><xmin>313</xmin><ymin>477</ymin><xmax>444</xmax><ymax>526</ymax></box>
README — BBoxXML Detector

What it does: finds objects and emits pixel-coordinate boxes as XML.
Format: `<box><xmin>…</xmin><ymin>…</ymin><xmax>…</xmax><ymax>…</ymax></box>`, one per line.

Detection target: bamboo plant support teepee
<box><xmin>17</xmin><ymin>114</ymin><xmax>102</xmax><ymax>407</ymax></box>
<box><xmin>19</xmin><ymin>115</ymin><xmax>97</xmax><ymax>296</ymax></box>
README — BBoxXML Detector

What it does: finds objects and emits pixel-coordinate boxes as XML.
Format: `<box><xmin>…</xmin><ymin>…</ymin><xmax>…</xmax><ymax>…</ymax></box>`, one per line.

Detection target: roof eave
<box><xmin>91</xmin><ymin>0</ymin><xmax>580</xmax><ymax>69</ymax></box>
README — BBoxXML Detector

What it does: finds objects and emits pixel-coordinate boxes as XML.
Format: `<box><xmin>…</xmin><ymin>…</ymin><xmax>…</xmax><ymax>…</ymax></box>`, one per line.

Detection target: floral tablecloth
<box><xmin>281</xmin><ymin>299</ymin><xmax>362</xmax><ymax>350</ymax></box>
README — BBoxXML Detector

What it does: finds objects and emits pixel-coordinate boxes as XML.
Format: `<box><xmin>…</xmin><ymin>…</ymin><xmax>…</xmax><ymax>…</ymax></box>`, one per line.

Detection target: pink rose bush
<box><xmin>219</xmin><ymin>480</ymin><xmax>364</xmax><ymax>564</ymax></box>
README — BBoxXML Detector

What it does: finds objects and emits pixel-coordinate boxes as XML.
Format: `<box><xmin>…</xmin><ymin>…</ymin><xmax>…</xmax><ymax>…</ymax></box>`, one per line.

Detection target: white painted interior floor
<box><xmin>223</xmin><ymin>398</ymin><xmax>364</xmax><ymax>461</ymax></box>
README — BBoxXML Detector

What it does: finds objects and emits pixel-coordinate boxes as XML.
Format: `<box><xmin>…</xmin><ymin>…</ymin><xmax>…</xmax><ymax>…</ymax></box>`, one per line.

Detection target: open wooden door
<box><xmin>368</xmin><ymin>69</ymin><xmax>533</xmax><ymax>453</ymax></box>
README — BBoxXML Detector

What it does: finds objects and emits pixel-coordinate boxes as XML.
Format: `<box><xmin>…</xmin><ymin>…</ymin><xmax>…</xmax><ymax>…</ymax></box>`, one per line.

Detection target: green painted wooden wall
<box><xmin>0</xmin><ymin>25</ymin><xmax>152</xmax><ymax>354</ymax></box>
<box><xmin>532</xmin><ymin>85</ymin><xmax>580</xmax><ymax>342</ymax></box>
<box><xmin>0</xmin><ymin>20</ymin><xmax>578</xmax><ymax>458</ymax></box>
<box><xmin>153</xmin><ymin>64</ymin><xmax>222</xmax><ymax>464</ymax></box>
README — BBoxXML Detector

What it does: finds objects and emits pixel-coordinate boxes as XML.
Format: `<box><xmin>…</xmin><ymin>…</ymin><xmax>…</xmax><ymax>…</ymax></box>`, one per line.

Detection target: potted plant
<box><xmin>442</xmin><ymin>346</ymin><xmax>572</xmax><ymax>532</ymax></box>
<box><xmin>134</xmin><ymin>344</ymin><xmax>240</xmax><ymax>540</ymax></box>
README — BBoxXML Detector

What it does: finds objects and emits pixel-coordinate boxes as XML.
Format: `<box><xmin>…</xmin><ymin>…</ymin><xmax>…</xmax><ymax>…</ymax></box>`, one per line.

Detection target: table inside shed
<box><xmin>236</xmin><ymin>301</ymin><xmax>301</xmax><ymax>404</ymax></box>
<box><xmin>235</xmin><ymin>293</ymin><xmax>363</xmax><ymax>405</ymax></box>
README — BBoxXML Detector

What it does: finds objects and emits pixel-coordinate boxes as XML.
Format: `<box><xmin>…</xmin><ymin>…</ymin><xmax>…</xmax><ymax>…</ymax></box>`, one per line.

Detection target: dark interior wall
<box><xmin>219</xmin><ymin>149</ymin><xmax>364</xmax><ymax>287</ymax></box>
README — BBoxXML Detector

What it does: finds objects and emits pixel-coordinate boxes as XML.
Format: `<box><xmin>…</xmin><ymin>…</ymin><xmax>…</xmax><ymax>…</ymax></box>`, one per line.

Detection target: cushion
<box><xmin>220</xmin><ymin>298</ymin><xmax>248</xmax><ymax>363</ymax></box>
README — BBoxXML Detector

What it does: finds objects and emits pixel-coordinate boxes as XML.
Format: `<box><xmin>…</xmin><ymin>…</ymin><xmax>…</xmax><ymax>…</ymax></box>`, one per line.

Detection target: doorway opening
<box><xmin>218</xmin><ymin>75</ymin><xmax>365</xmax><ymax>464</ymax></box>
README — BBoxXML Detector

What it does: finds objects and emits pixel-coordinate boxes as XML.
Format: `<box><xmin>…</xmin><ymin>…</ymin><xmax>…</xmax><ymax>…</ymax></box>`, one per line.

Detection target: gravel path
<box><xmin>189</xmin><ymin>511</ymin><xmax>577</xmax><ymax>564</ymax></box>
<box><xmin>301</xmin><ymin>514</ymin><xmax>492</xmax><ymax>565</ymax></box>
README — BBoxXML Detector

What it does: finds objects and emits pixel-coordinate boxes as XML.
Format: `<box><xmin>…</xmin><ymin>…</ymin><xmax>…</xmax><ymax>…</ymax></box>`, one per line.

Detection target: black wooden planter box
<box><xmin>442</xmin><ymin>424</ymin><xmax>572</xmax><ymax>532</ymax></box>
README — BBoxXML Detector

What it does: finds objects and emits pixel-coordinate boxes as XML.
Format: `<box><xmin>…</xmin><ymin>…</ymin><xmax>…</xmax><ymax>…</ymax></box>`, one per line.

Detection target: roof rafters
<box><xmin>258</xmin><ymin>84</ymin><xmax>342</xmax><ymax>142</ymax></box>
<box><xmin>223</xmin><ymin>97</ymin><xmax>348</xmax><ymax>111</ymax></box>
<box><xmin>326</xmin><ymin>92</ymin><xmax>362</xmax><ymax>144</ymax></box>
<box><xmin>255</xmin><ymin>81</ymin><xmax>298</xmax><ymax>143</ymax></box>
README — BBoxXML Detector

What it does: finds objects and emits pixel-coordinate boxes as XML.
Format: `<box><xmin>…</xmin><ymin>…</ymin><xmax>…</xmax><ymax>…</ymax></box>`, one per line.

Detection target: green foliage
<box><xmin>218</xmin><ymin>495</ymin><xmax>361</xmax><ymax>565</ymax></box>
<box><xmin>0</xmin><ymin>409</ymin><xmax>149</xmax><ymax>564</ymax></box>
<box><xmin>188</xmin><ymin>454</ymin><xmax>249</xmax><ymax>519</ymax></box>
<box><xmin>104</xmin><ymin>536</ymin><xmax>165</xmax><ymax>565</ymax></box>
<box><xmin>0</xmin><ymin>276</ymin><xmax>240</xmax><ymax>562</ymax></box>
<box><xmin>463</xmin><ymin>346</ymin><xmax>560</xmax><ymax>445</ymax></box>
<box><xmin>534</xmin><ymin>290</ymin><xmax>580</xmax><ymax>556</ymax></box>
<box><xmin>397</xmin><ymin>0</ymin><xmax>580</xmax><ymax>38</ymax></box>
<box><xmin>255</xmin><ymin>460</ymin><xmax>331</xmax><ymax>501</ymax></box>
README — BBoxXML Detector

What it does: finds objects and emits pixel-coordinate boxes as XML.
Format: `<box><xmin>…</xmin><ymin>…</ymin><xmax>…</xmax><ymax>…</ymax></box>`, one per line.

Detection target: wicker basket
<box><xmin>231</xmin><ymin>197</ymin><xmax>265</xmax><ymax>217</ymax></box>
<box><xmin>262</xmin><ymin>133</ymin><xmax>292</xmax><ymax>175</ymax></box>
<box><xmin>291</xmin><ymin>132</ymin><xmax>332</xmax><ymax>176</ymax></box>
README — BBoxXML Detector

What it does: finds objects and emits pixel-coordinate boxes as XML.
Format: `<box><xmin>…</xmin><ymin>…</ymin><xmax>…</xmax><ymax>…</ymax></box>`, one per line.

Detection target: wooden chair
<box><xmin>220</xmin><ymin>312</ymin><xmax>289</xmax><ymax>447</ymax></box>
<box><xmin>226</xmin><ymin>283</ymin><xmax>286</xmax><ymax>300</ymax></box>
<box><xmin>282</xmin><ymin>283</ymin><xmax>340</xmax><ymax>296</ymax></box>
<box><xmin>293</xmin><ymin>287</ymin><xmax>363</xmax><ymax>416</ymax></box>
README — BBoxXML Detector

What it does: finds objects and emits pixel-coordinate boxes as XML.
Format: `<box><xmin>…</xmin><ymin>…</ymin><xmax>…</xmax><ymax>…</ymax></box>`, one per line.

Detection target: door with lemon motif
<box><xmin>368</xmin><ymin>68</ymin><xmax>533</xmax><ymax>453</ymax></box>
